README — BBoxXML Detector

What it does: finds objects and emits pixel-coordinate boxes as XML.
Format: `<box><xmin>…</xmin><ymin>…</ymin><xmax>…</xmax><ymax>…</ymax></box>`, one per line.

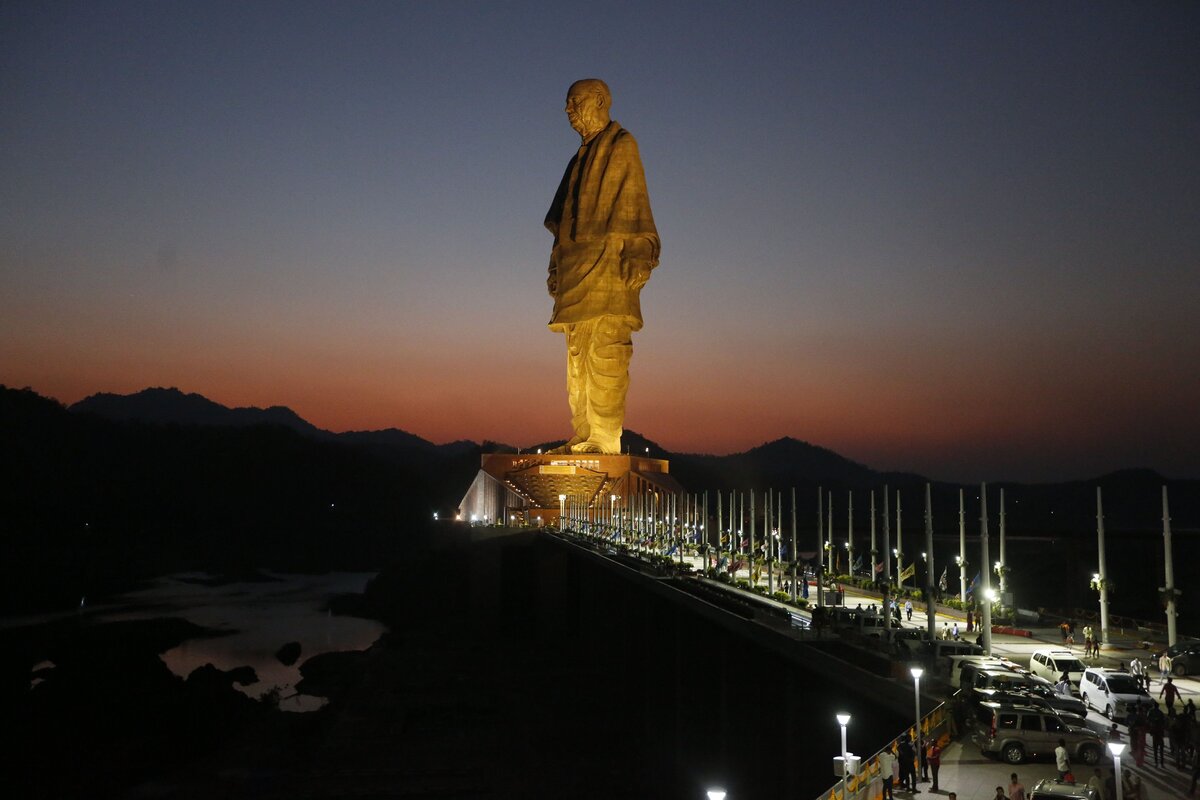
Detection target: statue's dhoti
<box><xmin>560</xmin><ymin>315</ymin><xmax>633</xmax><ymax>454</ymax></box>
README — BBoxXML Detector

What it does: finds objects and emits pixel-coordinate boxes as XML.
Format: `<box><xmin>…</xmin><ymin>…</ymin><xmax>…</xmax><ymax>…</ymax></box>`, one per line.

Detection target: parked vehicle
<box><xmin>927</xmin><ymin>640</ymin><xmax>984</xmax><ymax>663</ymax></box>
<box><xmin>973</xmin><ymin>702</ymin><xmax>1104</xmax><ymax>766</ymax></box>
<box><xmin>1028</xmin><ymin>778</ymin><xmax>1101</xmax><ymax>800</ymax></box>
<box><xmin>973</xmin><ymin>668</ymin><xmax>1048</xmax><ymax>693</ymax></box>
<box><xmin>974</xmin><ymin>687</ymin><xmax>1088</xmax><ymax>721</ymax></box>
<box><xmin>948</xmin><ymin>655</ymin><xmax>1010</xmax><ymax>689</ymax></box>
<box><xmin>1079</xmin><ymin>668</ymin><xmax>1152</xmax><ymax>719</ymax></box>
<box><xmin>1029</xmin><ymin>649</ymin><xmax>1086</xmax><ymax>691</ymax></box>
<box><xmin>1165</xmin><ymin>639</ymin><xmax>1200</xmax><ymax>676</ymax></box>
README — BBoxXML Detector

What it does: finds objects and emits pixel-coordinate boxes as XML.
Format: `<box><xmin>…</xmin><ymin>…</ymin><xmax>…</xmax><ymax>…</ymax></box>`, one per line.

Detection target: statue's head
<box><xmin>565</xmin><ymin>78</ymin><xmax>611</xmax><ymax>140</ymax></box>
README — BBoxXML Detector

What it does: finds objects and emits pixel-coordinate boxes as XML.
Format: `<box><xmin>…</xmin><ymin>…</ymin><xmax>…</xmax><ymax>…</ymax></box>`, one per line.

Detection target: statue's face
<box><xmin>565</xmin><ymin>87</ymin><xmax>606</xmax><ymax>138</ymax></box>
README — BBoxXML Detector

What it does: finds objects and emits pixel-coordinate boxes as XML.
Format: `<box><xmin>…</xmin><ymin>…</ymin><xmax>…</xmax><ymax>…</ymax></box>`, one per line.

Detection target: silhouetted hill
<box><xmin>72</xmin><ymin>387</ymin><xmax>329</xmax><ymax>439</ymax></box>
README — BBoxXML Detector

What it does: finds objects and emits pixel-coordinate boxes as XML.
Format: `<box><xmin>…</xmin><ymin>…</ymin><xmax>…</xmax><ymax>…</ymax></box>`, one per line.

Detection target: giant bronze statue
<box><xmin>545</xmin><ymin>79</ymin><xmax>660</xmax><ymax>455</ymax></box>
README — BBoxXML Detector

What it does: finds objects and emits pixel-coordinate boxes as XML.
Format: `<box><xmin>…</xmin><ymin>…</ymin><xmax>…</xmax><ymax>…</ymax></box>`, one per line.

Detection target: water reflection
<box><xmin>99</xmin><ymin>571</ymin><xmax>385</xmax><ymax>712</ymax></box>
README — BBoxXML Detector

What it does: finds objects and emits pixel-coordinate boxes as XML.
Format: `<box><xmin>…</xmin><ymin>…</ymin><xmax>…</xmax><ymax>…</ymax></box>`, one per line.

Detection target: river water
<box><xmin>24</xmin><ymin>571</ymin><xmax>387</xmax><ymax>712</ymax></box>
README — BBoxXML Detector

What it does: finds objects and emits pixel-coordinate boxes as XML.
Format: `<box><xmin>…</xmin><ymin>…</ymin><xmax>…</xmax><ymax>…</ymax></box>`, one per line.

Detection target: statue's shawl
<box><xmin>545</xmin><ymin>120</ymin><xmax>659</xmax><ymax>255</ymax></box>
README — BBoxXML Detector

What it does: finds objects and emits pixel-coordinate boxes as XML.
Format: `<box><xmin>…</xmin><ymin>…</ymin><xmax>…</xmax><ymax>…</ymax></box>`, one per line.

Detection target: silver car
<box><xmin>973</xmin><ymin>702</ymin><xmax>1105</xmax><ymax>766</ymax></box>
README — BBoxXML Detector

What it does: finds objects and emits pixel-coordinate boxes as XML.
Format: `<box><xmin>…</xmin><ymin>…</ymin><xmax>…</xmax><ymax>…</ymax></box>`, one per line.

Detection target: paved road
<box><xmin>674</xmin><ymin>549</ymin><xmax>1200</xmax><ymax>799</ymax></box>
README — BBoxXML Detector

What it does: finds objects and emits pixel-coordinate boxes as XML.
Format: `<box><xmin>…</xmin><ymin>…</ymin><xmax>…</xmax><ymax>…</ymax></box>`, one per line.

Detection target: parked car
<box><xmin>1013</xmin><ymin>682</ymin><xmax>1090</xmax><ymax>718</ymax></box>
<box><xmin>1028</xmin><ymin>778</ymin><xmax>1101</xmax><ymax>800</ymax></box>
<box><xmin>948</xmin><ymin>655</ymin><xmax>1013</xmax><ymax>689</ymax></box>
<box><xmin>973</xmin><ymin>668</ymin><xmax>1048</xmax><ymax>693</ymax></box>
<box><xmin>927</xmin><ymin>640</ymin><xmax>984</xmax><ymax>663</ymax></box>
<box><xmin>1029</xmin><ymin>649</ymin><xmax>1086</xmax><ymax>691</ymax></box>
<box><xmin>1079</xmin><ymin>668</ymin><xmax>1151</xmax><ymax>719</ymax></box>
<box><xmin>1165</xmin><ymin>639</ymin><xmax>1200</xmax><ymax>676</ymax></box>
<box><xmin>974</xmin><ymin>687</ymin><xmax>1088</xmax><ymax>721</ymax></box>
<box><xmin>888</xmin><ymin>627</ymin><xmax>932</xmax><ymax>653</ymax></box>
<box><xmin>973</xmin><ymin>702</ymin><xmax>1105</xmax><ymax>766</ymax></box>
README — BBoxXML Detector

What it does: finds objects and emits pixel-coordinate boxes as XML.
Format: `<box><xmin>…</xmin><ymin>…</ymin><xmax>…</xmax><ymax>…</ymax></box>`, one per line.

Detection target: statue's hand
<box><xmin>624</xmin><ymin>259</ymin><xmax>652</xmax><ymax>290</ymax></box>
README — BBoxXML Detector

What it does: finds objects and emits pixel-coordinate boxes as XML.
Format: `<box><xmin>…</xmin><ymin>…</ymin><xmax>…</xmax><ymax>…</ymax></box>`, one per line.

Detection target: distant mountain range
<box><xmin>61</xmin><ymin>386</ymin><xmax>1196</xmax><ymax>530</ymax></box>
<box><xmin>3</xmin><ymin>383</ymin><xmax>1197</xmax><ymax>622</ymax></box>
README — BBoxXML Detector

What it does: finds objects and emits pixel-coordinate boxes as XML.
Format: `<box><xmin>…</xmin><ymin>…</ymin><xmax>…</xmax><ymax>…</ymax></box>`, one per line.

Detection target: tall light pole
<box><xmin>980</xmin><ymin>483</ymin><xmax>993</xmax><ymax>655</ymax></box>
<box><xmin>911</xmin><ymin>667</ymin><xmax>924</xmax><ymax>786</ymax></box>
<box><xmin>1109</xmin><ymin>741</ymin><xmax>1125</xmax><ymax>800</ymax></box>
<box><xmin>837</xmin><ymin>713</ymin><xmax>851</xmax><ymax>800</ymax></box>
<box><xmin>1096</xmin><ymin>486</ymin><xmax>1110</xmax><ymax>646</ymax></box>
<box><xmin>895</xmin><ymin>490</ymin><xmax>903</xmax><ymax>590</ymax></box>
<box><xmin>559</xmin><ymin>493</ymin><xmax>566</xmax><ymax>529</ymax></box>
<box><xmin>706</xmin><ymin>791</ymin><xmax>726</xmax><ymax>800</ymax></box>
<box><xmin>1162</xmin><ymin>486</ymin><xmax>1178</xmax><ymax>647</ymax></box>
<box><xmin>924</xmin><ymin>483</ymin><xmax>936</xmax><ymax>640</ymax></box>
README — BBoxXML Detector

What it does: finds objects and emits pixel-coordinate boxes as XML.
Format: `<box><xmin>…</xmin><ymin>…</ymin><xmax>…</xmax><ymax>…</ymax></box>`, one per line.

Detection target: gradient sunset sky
<box><xmin>2</xmin><ymin>2</ymin><xmax>1197</xmax><ymax>482</ymax></box>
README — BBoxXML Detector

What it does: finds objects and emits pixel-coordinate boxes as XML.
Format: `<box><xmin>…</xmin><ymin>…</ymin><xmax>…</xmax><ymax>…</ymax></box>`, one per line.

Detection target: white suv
<box><xmin>1079</xmin><ymin>668</ymin><xmax>1151</xmax><ymax>719</ymax></box>
<box><xmin>1030</xmin><ymin>649</ymin><xmax>1086</xmax><ymax>692</ymax></box>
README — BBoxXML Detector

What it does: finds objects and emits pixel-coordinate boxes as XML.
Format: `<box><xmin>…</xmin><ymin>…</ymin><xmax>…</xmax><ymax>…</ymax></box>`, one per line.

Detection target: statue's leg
<box><xmin>563</xmin><ymin>323</ymin><xmax>591</xmax><ymax>447</ymax></box>
<box><xmin>579</xmin><ymin>316</ymin><xmax>632</xmax><ymax>454</ymax></box>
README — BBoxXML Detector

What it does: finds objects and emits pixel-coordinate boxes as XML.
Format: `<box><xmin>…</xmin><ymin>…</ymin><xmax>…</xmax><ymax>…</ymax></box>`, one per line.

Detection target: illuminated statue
<box><xmin>545</xmin><ymin>78</ymin><xmax>660</xmax><ymax>455</ymax></box>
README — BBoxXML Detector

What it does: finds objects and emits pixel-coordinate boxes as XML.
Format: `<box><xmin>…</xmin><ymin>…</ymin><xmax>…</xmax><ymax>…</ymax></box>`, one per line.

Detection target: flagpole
<box><xmin>827</xmin><ymin>490</ymin><xmax>834</xmax><ymax>575</ymax></box>
<box><xmin>1096</xmin><ymin>486</ymin><xmax>1109</xmax><ymax>646</ymax></box>
<box><xmin>817</xmin><ymin>487</ymin><xmax>825</xmax><ymax>608</ymax></box>
<box><xmin>870</xmin><ymin>490</ymin><xmax>877</xmax><ymax>584</ymax></box>
<box><xmin>980</xmin><ymin>483</ymin><xmax>993</xmax><ymax>656</ymax></box>
<box><xmin>790</xmin><ymin>487</ymin><xmax>798</xmax><ymax>602</ymax></box>
<box><xmin>767</xmin><ymin>489</ymin><xmax>774</xmax><ymax>594</ymax></box>
<box><xmin>925</xmin><ymin>482</ymin><xmax>936</xmax><ymax>640</ymax></box>
<box><xmin>750</xmin><ymin>489</ymin><xmax>757</xmax><ymax>587</ymax></box>
<box><xmin>958</xmin><ymin>488</ymin><xmax>967</xmax><ymax>604</ymax></box>
<box><xmin>895</xmin><ymin>490</ymin><xmax>903</xmax><ymax>591</ymax></box>
<box><xmin>882</xmin><ymin>485</ymin><xmax>892</xmax><ymax>585</ymax></box>
<box><xmin>999</xmin><ymin>487</ymin><xmax>1007</xmax><ymax>608</ymax></box>
<box><xmin>847</xmin><ymin>490</ymin><xmax>854</xmax><ymax>581</ymax></box>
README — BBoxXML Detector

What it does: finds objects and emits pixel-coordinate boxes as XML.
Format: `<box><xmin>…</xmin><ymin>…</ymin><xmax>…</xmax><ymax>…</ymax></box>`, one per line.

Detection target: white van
<box><xmin>948</xmin><ymin>655</ymin><xmax>1008</xmax><ymax>689</ymax></box>
<box><xmin>1029</xmin><ymin>649</ymin><xmax>1086</xmax><ymax>691</ymax></box>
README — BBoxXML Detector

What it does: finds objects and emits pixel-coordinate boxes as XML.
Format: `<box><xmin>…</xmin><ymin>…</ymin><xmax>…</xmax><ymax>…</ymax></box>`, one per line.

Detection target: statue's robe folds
<box><xmin>545</xmin><ymin>120</ymin><xmax>660</xmax><ymax>331</ymax></box>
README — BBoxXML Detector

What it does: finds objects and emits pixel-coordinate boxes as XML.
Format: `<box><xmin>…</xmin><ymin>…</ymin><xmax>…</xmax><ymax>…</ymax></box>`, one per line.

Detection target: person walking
<box><xmin>993</xmin><ymin>787</ymin><xmax>1009</xmax><ymax>800</ymax></box>
<box><xmin>1160</xmin><ymin>676</ymin><xmax>1182</xmax><ymax>713</ymax></box>
<box><xmin>1055</xmin><ymin>738</ymin><xmax>1071</xmax><ymax>780</ymax></box>
<box><xmin>952</xmin><ymin>621</ymin><xmax>959</xmax><ymax>641</ymax></box>
<box><xmin>1148</xmin><ymin>705</ymin><xmax>1166</xmax><ymax>767</ymax></box>
<box><xmin>966</xmin><ymin>609</ymin><xmax>974</xmax><ymax>633</ymax></box>
<box><xmin>879</xmin><ymin>745</ymin><xmax>896</xmax><ymax>800</ymax></box>
<box><xmin>1131</xmin><ymin>658</ymin><xmax>1146</xmax><ymax>691</ymax></box>
<box><xmin>1130</xmin><ymin>705</ymin><xmax>1147</xmax><ymax>767</ymax></box>
<box><xmin>905</xmin><ymin>598</ymin><xmax>913</xmax><ymax>622</ymax></box>
<box><xmin>926</xmin><ymin>739</ymin><xmax>941</xmax><ymax>791</ymax></box>
<box><xmin>897</xmin><ymin>735</ymin><xmax>918</xmax><ymax>793</ymax></box>
<box><xmin>1008</xmin><ymin>772</ymin><xmax>1026</xmax><ymax>800</ymax></box>
<box><xmin>1086</xmin><ymin>769</ymin><xmax>1105</xmax><ymax>800</ymax></box>
<box><xmin>1159</xmin><ymin>651</ymin><xmax>1173</xmax><ymax>685</ymax></box>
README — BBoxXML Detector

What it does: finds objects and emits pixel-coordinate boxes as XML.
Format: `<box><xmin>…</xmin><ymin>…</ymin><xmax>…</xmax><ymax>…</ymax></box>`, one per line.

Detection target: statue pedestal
<box><xmin>459</xmin><ymin>452</ymin><xmax>682</xmax><ymax>527</ymax></box>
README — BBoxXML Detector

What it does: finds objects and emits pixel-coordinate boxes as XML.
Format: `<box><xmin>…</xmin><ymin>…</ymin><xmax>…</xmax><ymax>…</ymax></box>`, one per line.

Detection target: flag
<box><xmin>900</xmin><ymin>563</ymin><xmax>916</xmax><ymax>582</ymax></box>
<box><xmin>939</xmin><ymin>567</ymin><xmax>948</xmax><ymax>591</ymax></box>
<box><xmin>967</xmin><ymin>571</ymin><xmax>981</xmax><ymax>595</ymax></box>
<box><xmin>874</xmin><ymin>561</ymin><xmax>884</xmax><ymax>575</ymax></box>
<box><xmin>852</xmin><ymin>556</ymin><xmax>863</xmax><ymax>573</ymax></box>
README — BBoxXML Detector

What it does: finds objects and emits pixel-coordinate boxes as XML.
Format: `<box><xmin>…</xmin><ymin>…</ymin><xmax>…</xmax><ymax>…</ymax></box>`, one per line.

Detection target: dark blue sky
<box><xmin>2</xmin><ymin>1</ymin><xmax>1198</xmax><ymax>481</ymax></box>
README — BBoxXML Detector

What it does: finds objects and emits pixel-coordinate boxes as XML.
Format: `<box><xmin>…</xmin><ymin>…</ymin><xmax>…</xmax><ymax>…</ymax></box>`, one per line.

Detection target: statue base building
<box><xmin>459</xmin><ymin>452</ymin><xmax>682</xmax><ymax>527</ymax></box>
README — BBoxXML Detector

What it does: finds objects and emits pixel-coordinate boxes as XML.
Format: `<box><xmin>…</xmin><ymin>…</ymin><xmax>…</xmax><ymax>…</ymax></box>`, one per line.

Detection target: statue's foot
<box><xmin>570</xmin><ymin>441</ymin><xmax>605</xmax><ymax>454</ymax></box>
<box><xmin>546</xmin><ymin>444</ymin><xmax>573</xmax><ymax>454</ymax></box>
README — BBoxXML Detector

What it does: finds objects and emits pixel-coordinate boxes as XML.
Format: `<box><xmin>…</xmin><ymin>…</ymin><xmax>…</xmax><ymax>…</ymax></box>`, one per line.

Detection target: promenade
<box><xmin>689</xmin><ymin>545</ymin><xmax>1199</xmax><ymax>800</ymax></box>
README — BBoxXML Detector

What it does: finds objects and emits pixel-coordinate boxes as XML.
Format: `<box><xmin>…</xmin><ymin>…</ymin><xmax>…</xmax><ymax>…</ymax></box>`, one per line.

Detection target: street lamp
<box><xmin>836</xmin><ymin>713</ymin><xmax>851</xmax><ymax>800</ymax></box>
<box><xmin>1108</xmin><ymin>741</ymin><xmax>1125</xmax><ymax>800</ymax></box>
<box><xmin>706</xmin><ymin>791</ymin><xmax>726</xmax><ymax>800</ymax></box>
<box><xmin>559</xmin><ymin>494</ymin><xmax>566</xmax><ymax>529</ymax></box>
<box><xmin>911</xmin><ymin>667</ymin><xmax>924</xmax><ymax>785</ymax></box>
